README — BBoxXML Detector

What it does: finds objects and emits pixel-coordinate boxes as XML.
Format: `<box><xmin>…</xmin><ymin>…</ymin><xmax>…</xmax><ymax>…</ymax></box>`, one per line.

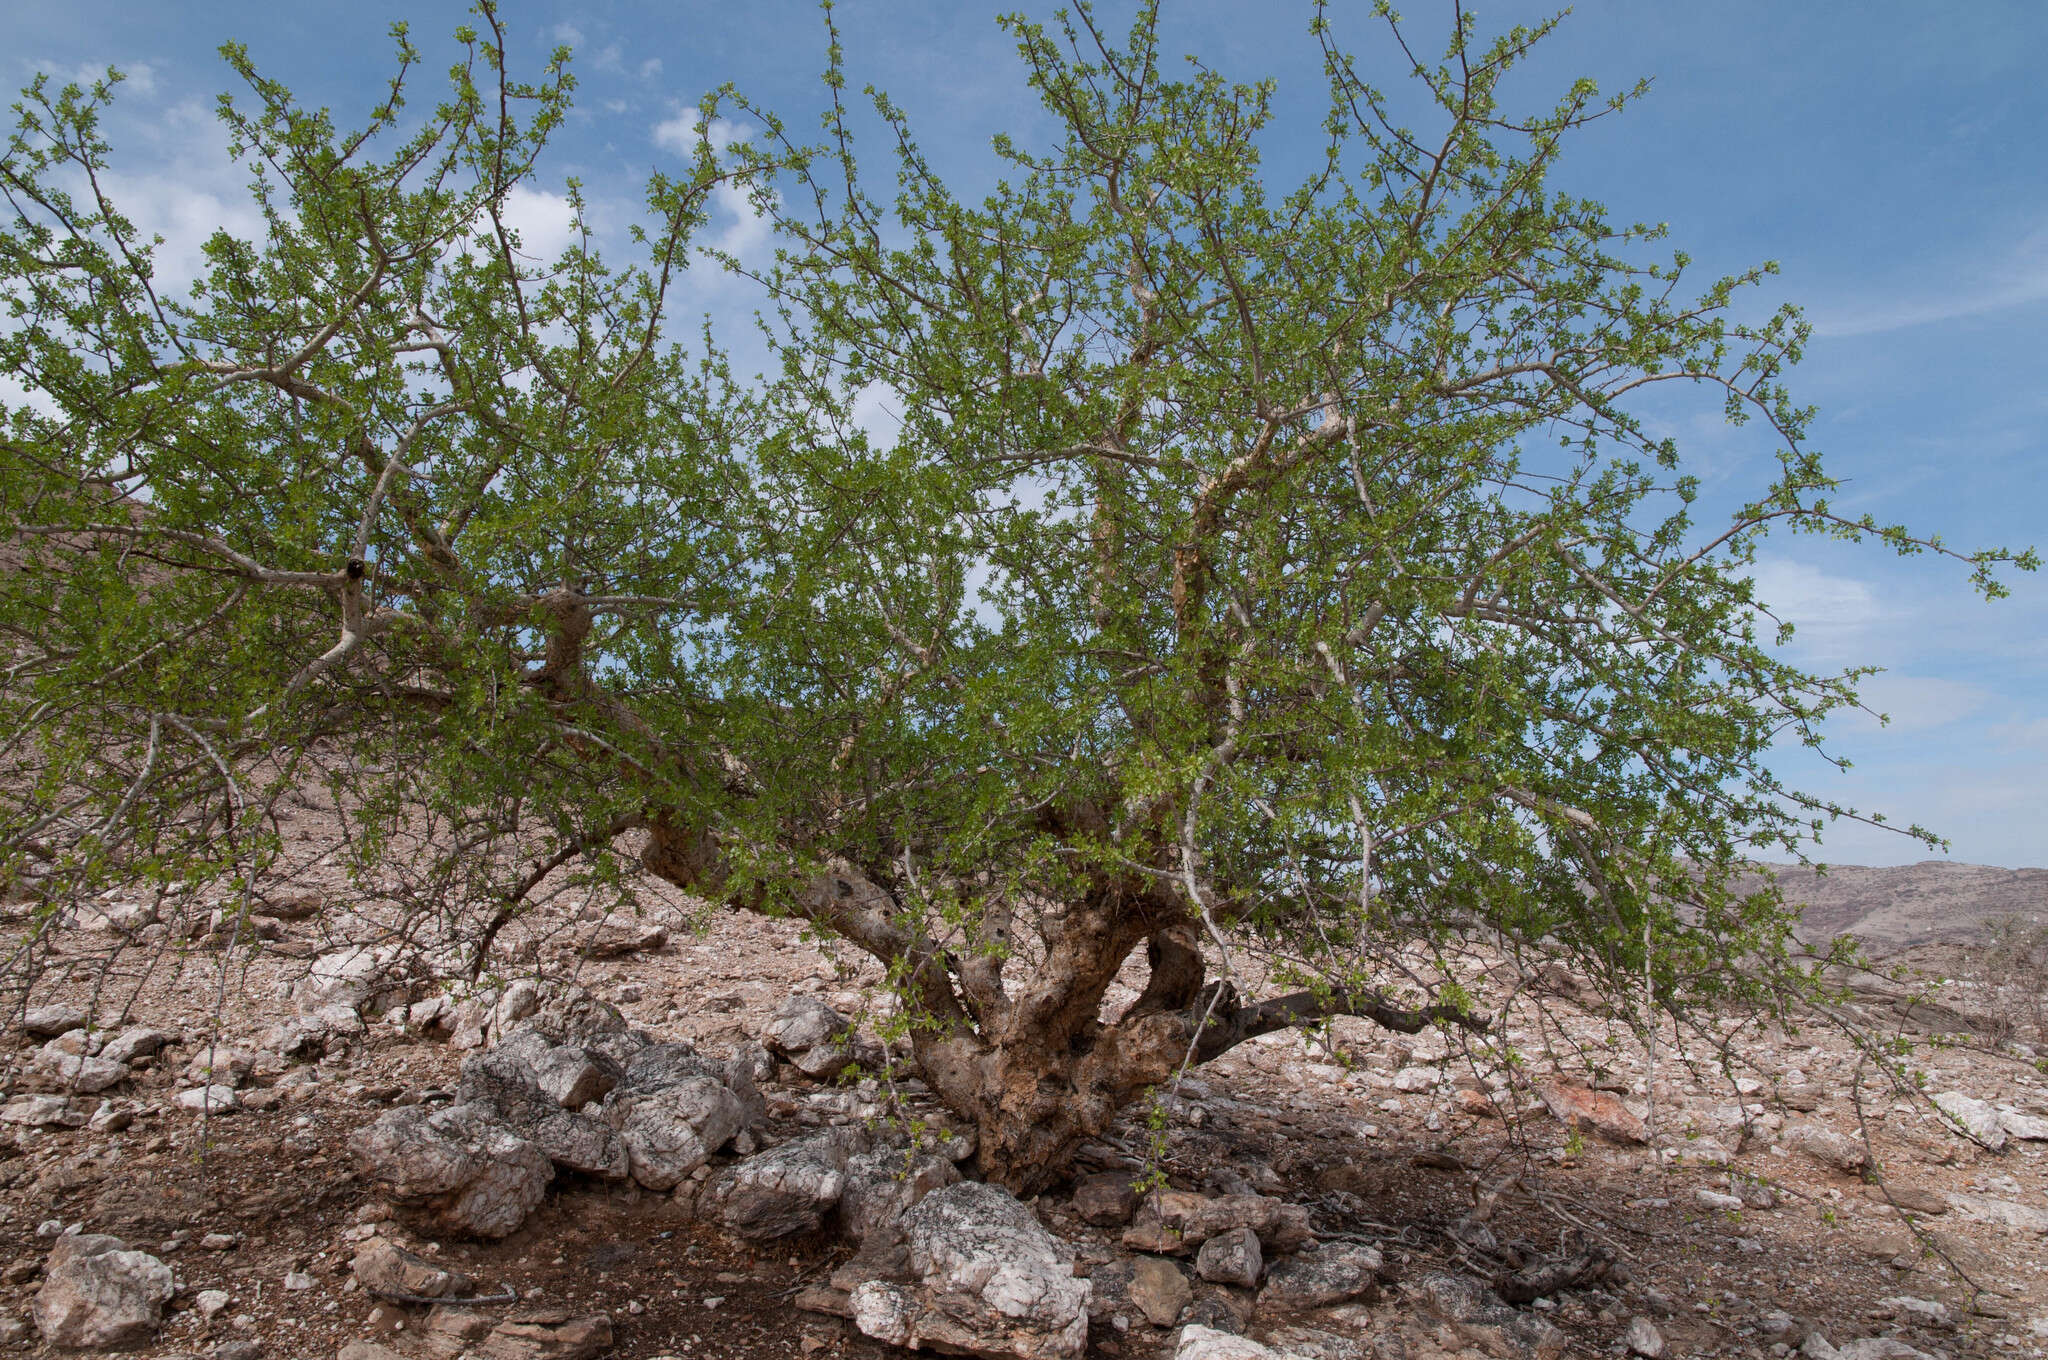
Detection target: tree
<box><xmin>1</xmin><ymin>4</ymin><xmax>2031</xmax><ymax>1191</ymax></box>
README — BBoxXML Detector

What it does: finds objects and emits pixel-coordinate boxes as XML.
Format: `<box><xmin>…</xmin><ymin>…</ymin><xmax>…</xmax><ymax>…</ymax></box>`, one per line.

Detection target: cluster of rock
<box><xmin>340</xmin><ymin>984</ymin><xmax>1392</xmax><ymax>1360</ymax></box>
<box><xmin>348</xmin><ymin>987</ymin><xmax>931</xmax><ymax>1245</ymax></box>
<box><xmin>351</xmin><ymin>984</ymin><xmax>748</xmax><ymax>1237</ymax></box>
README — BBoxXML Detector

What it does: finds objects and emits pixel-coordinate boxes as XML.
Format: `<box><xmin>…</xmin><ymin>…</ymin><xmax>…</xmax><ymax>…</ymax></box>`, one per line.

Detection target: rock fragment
<box><xmin>1784</xmin><ymin>1123</ymin><xmax>1872</xmax><ymax>1173</ymax></box>
<box><xmin>177</xmin><ymin>1084</ymin><xmax>240</xmax><ymax>1113</ymax></box>
<box><xmin>709</xmin><ymin>1129</ymin><xmax>862</xmax><ymax>1239</ymax></box>
<box><xmin>530</xmin><ymin>1046</ymin><xmax>621</xmax><ymax>1109</ymax></box>
<box><xmin>182</xmin><ymin>1044</ymin><xmax>256</xmax><ymax>1088</ymax></box>
<box><xmin>1173</xmin><ymin>1325</ymin><xmax>1303</xmax><ymax>1360</ymax></box>
<box><xmin>349</xmin><ymin>1102</ymin><xmax>553</xmax><ymax>1238</ymax></box>
<box><xmin>576</xmin><ymin>921</ymin><xmax>669</xmax><ymax>959</ymax></box>
<box><xmin>475</xmin><ymin>1311</ymin><xmax>614</xmax><ymax>1360</ymax></box>
<box><xmin>1258</xmin><ymin>1244</ymin><xmax>1381</xmax><ymax>1310</ymax></box>
<box><xmin>338</xmin><ymin>1343</ymin><xmax>410</xmax><ymax>1360</ymax></box>
<box><xmin>1071</xmin><ymin>1173</ymin><xmax>1139</xmax><ymax>1227</ymax></box>
<box><xmin>2</xmin><ymin>1094</ymin><xmax>92</xmax><ymax>1128</ymax></box>
<box><xmin>532</xmin><ymin>1110</ymin><xmax>630</xmax><ymax>1180</ymax></box>
<box><xmin>1625</xmin><ymin>1316</ymin><xmax>1666</xmax><ymax>1358</ymax></box>
<box><xmin>32</xmin><ymin>1233</ymin><xmax>175</xmax><ymax>1349</ymax></box>
<box><xmin>1195</xmin><ymin>1226</ymin><xmax>1263</xmax><ymax>1288</ymax></box>
<box><xmin>1861</xmin><ymin>1183</ymin><xmax>1949</xmax><ymax>1216</ymax></box>
<box><xmin>1123</xmin><ymin>1191</ymin><xmax>1311</xmax><ymax>1256</ymax></box>
<box><xmin>1416</xmin><ymin>1272</ymin><xmax>1566</xmax><ymax>1360</ymax></box>
<box><xmin>849</xmin><ymin>1180</ymin><xmax>1090</xmax><ymax>1360</ymax></box>
<box><xmin>291</xmin><ymin>945</ymin><xmax>405</xmax><ymax>1016</ymax></box>
<box><xmin>1931</xmin><ymin>1091</ymin><xmax>2008</xmax><ymax>1150</ymax></box>
<box><xmin>1130</xmin><ymin>1256</ymin><xmax>1192</xmax><ymax>1327</ymax></box>
<box><xmin>21</xmin><ymin>1004</ymin><xmax>89</xmax><ymax>1038</ymax></box>
<box><xmin>352</xmin><ymin>1238</ymin><xmax>478</xmax><ymax>1300</ymax></box>
<box><xmin>1392</xmin><ymin>1065</ymin><xmax>1443</xmax><ymax>1093</ymax></box>
<box><xmin>1536</xmin><ymin>1080</ymin><xmax>1647</xmax><ymax>1144</ymax></box>
<box><xmin>98</xmin><ymin>1026</ymin><xmax>172</xmax><ymax>1065</ymax></box>
<box><xmin>762</xmin><ymin>996</ymin><xmax>860</xmax><ymax>1079</ymax></box>
<box><xmin>35</xmin><ymin>1043</ymin><xmax>129</xmax><ymax>1094</ymax></box>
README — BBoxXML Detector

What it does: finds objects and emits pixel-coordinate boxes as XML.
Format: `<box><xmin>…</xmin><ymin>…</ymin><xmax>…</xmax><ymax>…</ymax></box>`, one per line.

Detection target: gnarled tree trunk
<box><xmin>640</xmin><ymin>820</ymin><xmax>1480</xmax><ymax>1194</ymax></box>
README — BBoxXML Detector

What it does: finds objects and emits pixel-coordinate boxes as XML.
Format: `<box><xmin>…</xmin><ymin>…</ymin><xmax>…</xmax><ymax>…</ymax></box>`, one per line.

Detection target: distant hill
<box><xmin>1743</xmin><ymin>861</ymin><xmax>2047</xmax><ymax>953</ymax></box>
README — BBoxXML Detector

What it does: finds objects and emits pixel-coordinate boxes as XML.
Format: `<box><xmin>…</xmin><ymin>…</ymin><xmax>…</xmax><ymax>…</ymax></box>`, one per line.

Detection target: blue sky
<box><xmin>6</xmin><ymin>1</ymin><xmax>2043</xmax><ymax>868</ymax></box>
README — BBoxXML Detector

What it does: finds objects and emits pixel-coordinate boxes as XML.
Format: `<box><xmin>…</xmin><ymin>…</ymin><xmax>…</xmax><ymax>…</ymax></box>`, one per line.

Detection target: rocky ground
<box><xmin>2</xmin><ymin>865</ymin><xmax>2046</xmax><ymax>1360</ymax></box>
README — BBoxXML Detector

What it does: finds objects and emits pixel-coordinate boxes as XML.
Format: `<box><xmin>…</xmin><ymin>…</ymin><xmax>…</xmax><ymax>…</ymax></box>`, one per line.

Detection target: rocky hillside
<box><xmin>1749</xmin><ymin>861</ymin><xmax>2047</xmax><ymax>954</ymax></box>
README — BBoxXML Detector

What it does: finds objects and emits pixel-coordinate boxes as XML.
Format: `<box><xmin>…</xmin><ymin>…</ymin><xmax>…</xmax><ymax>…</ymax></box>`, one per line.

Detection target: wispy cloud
<box><xmin>1831</xmin><ymin>672</ymin><xmax>1989</xmax><ymax>734</ymax></box>
<box><xmin>19</xmin><ymin>58</ymin><xmax>157</xmax><ymax>96</ymax></box>
<box><xmin>1812</xmin><ymin>228</ymin><xmax>2048</xmax><ymax>337</ymax></box>
<box><xmin>1747</xmin><ymin>557</ymin><xmax>1884</xmax><ymax>664</ymax></box>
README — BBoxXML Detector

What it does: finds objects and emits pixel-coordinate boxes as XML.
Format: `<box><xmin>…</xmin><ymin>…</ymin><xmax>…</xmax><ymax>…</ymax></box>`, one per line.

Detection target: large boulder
<box><xmin>849</xmin><ymin>1180</ymin><xmax>1091</xmax><ymax>1360</ymax></box>
<box><xmin>291</xmin><ymin>944</ymin><xmax>406</xmax><ymax>1016</ymax></box>
<box><xmin>450</xmin><ymin>1023</ymin><xmax>756</xmax><ymax>1188</ymax></box>
<box><xmin>514</xmin><ymin>985</ymin><xmax>632</xmax><ymax>1048</ymax></box>
<box><xmin>349</xmin><ymin>1102</ymin><xmax>554</xmax><ymax>1239</ymax></box>
<box><xmin>603</xmin><ymin>1079</ymin><xmax>746</xmax><ymax>1190</ymax></box>
<box><xmin>839</xmin><ymin>1147</ymin><xmax>962</xmax><ymax>1246</ymax></box>
<box><xmin>1931</xmin><ymin>1091</ymin><xmax>2008</xmax><ymax>1151</ymax></box>
<box><xmin>20</xmin><ymin>1003</ymin><xmax>89</xmax><ymax>1038</ymax></box>
<box><xmin>32</xmin><ymin>1233</ymin><xmax>174</xmax><ymax>1348</ymax></box>
<box><xmin>621</xmin><ymin>1041</ymin><xmax>727</xmax><ymax>1092</ymax></box>
<box><xmin>1257</xmin><ymin>1244</ymin><xmax>1381</xmax><ymax>1310</ymax></box>
<box><xmin>710</xmin><ymin>1129</ymin><xmax>866</xmax><ymax>1240</ymax></box>
<box><xmin>34</xmin><ymin>1043</ymin><xmax>128</xmax><ymax>1094</ymax></box>
<box><xmin>457</xmin><ymin>1049</ymin><xmax>558</xmax><ymax>1131</ymax></box>
<box><xmin>533</xmin><ymin>1111</ymin><xmax>631</xmax><ymax>1180</ymax></box>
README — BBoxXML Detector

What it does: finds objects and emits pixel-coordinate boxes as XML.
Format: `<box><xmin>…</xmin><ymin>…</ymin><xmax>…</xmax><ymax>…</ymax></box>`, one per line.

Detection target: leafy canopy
<box><xmin>0</xmin><ymin>3</ymin><xmax>2032</xmax><ymax>1069</ymax></box>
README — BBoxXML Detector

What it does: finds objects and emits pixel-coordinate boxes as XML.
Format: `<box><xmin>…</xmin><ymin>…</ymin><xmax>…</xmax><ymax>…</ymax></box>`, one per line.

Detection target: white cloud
<box><xmin>1832</xmin><ymin>673</ymin><xmax>1989</xmax><ymax>735</ymax></box>
<box><xmin>25</xmin><ymin>60</ymin><xmax>157</xmax><ymax>97</ymax></box>
<box><xmin>638</xmin><ymin>58</ymin><xmax>664</xmax><ymax>81</ymax></box>
<box><xmin>651</xmin><ymin>110</ymin><xmax>774</xmax><ymax>262</ymax></box>
<box><xmin>494</xmin><ymin>184</ymin><xmax>580</xmax><ymax>263</ymax></box>
<box><xmin>849</xmin><ymin>383</ymin><xmax>902</xmax><ymax>451</ymax></box>
<box><xmin>1812</xmin><ymin>228</ymin><xmax>2048</xmax><ymax>338</ymax></box>
<box><xmin>653</xmin><ymin>109</ymin><xmax>754</xmax><ymax>157</ymax></box>
<box><xmin>1990</xmin><ymin>716</ymin><xmax>2048</xmax><ymax>753</ymax></box>
<box><xmin>1747</xmin><ymin>557</ymin><xmax>1882</xmax><ymax>663</ymax></box>
<box><xmin>81</xmin><ymin>99</ymin><xmax>266</xmax><ymax>293</ymax></box>
<box><xmin>551</xmin><ymin>23</ymin><xmax>585</xmax><ymax>46</ymax></box>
